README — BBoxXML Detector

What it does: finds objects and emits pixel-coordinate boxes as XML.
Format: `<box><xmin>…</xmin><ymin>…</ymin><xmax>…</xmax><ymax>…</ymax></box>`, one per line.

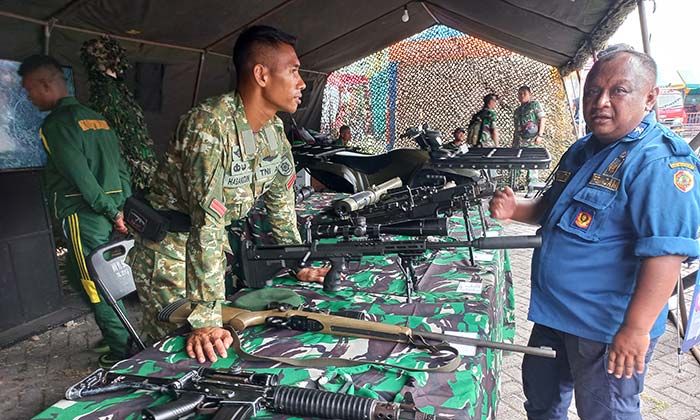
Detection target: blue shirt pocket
<box><xmin>556</xmin><ymin>185</ymin><xmax>617</xmax><ymax>242</ymax></box>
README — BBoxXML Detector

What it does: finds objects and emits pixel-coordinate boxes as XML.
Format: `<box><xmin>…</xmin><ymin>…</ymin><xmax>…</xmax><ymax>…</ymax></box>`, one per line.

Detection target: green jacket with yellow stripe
<box><xmin>40</xmin><ymin>96</ymin><xmax>132</xmax><ymax>221</ymax></box>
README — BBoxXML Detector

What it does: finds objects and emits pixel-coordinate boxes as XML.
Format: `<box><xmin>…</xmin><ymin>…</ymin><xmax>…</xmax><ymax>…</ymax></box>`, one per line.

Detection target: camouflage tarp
<box><xmin>34</xmin><ymin>193</ymin><xmax>515</xmax><ymax>420</ymax></box>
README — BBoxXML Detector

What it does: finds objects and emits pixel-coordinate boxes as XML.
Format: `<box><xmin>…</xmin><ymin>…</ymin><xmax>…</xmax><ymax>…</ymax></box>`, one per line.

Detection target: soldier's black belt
<box><xmin>124</xmin><ymin>196</ymin><xmax>191</xmax><ymax>242</ymax></box>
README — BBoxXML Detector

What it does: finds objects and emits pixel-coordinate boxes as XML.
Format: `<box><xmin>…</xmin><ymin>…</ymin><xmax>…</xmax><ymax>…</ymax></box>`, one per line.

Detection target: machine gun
<box><xmin>240</xmin><ymin>234</ymin><xmax>541</xmax><ymax>301</ymax></box>
<box><xmin>160</xmin><ymin>301</ymin><xmax>557</xmax><ymax>359</ymax></box>
<box><xmin>66</xmin><ymin>367</ymin><xmax>436</xmax><ymax>420</ymax></box>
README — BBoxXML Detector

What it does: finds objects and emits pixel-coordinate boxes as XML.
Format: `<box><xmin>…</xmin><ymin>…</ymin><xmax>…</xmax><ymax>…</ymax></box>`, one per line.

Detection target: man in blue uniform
<box><xmin>490</xmin><ymin>47</ymin><xmax>700</xmax><ymax>419</ymax></box>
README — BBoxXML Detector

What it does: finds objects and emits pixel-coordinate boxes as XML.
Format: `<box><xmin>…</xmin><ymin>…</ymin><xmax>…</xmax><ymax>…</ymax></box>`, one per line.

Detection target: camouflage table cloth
<box><xmin>35</xmin><ymin>193</ymin><xmax>515</xmax><ymax>420</ymax></box>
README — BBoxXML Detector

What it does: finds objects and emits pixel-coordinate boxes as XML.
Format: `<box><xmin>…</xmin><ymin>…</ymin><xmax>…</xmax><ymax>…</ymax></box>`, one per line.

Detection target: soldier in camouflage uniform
<box><xmin>512</xmin><ymin>85</ymin><xmax>546</xmax><ymax>193</ymax></box>
<box><xmin>129</xmin><ymin>25</ymin><xmax>327</xmax><ymax>363</ymax></box>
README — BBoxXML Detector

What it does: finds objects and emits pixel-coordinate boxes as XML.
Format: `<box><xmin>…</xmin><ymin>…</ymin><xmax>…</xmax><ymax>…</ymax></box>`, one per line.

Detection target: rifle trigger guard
<box><xmin>266</xmin><ymin>316</ymin><xmax>288</xmax><ymax>328</ymax></box>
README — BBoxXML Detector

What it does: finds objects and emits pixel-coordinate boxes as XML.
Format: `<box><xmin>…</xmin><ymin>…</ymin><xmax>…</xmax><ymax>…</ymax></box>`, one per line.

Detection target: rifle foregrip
<box><xmin>142</xmin><ymin>393</ymin><xmax>205</xmax><ymax>420</ymax></box>
<box><xmin>473</xmin><ymin>235</ymin><xmax>542</xmax><ymax>249</ymax></box>
<box><xmin>272</xmin><ymin>386</ymin><xmax>374</xmax><ymax>419</ymax></box>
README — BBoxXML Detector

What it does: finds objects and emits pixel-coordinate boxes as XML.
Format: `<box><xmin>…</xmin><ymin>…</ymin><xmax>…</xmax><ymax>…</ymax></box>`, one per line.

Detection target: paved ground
<box><xmin>2</xmin><ymin>219</ymin><xmax>700</xmax><ymax>419</ymax></box>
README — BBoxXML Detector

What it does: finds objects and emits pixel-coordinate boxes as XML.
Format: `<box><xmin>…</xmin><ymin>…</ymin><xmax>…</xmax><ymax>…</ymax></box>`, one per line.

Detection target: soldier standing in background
<box><xmin>19</xmin><ymin>55</ymin><xmax>132</xmax><ymax>368</ymax></box>
<box><xmin>513</xmin><ymin>85</ymin><xmax>546</xmax><ymax>195</ymax></box>
<box><xmin>129</xmin><ymin>25</ymin><xmax>328</xmax><ymax>363</ymax></box>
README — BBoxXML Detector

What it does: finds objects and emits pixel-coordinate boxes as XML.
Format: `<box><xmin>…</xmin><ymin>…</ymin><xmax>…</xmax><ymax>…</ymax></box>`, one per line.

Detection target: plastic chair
<box><xmin>86</xmin><ymin>239</ymin><xmax>146</xmax><ymax>351</ymax></box>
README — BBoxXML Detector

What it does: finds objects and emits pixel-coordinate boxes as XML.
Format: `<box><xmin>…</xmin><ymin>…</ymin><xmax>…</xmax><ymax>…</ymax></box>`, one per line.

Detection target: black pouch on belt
<box><xmin>123</xmin><ymin>197</ymin><xmax>191</xmax><ymax>242</ymax></box>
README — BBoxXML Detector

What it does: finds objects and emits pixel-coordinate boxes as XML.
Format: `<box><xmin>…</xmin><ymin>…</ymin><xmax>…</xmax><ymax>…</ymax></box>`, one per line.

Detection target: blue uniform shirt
<box><xmin>530</xmin><ymin>112</ymin><xmax>700</xmax><ymax>343</ymax></box>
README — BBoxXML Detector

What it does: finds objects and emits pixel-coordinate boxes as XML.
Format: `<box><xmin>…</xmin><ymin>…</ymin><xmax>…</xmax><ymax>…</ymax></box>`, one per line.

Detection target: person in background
<box><xmin>335</xmin><ymin>124</ymin><xmax>352</xmax><ymax>146</ymax></box>
<box><xmin>443</xmin><ymin>127</ymin><xmax>467</xmax><ymax>151</ymax></box>
<box><xmin>490</xmin><ymin>47</ymin><xmax>700</xmax><ymax>420</ymax></box>
<box><xmin>467</xmin><ymin>93</ymin><xmax>499</xmax><ymax>147</ymax></box>
<box><xmin>19</xmin><ymin>54</ymin><xmax>132</xmax><ymax>368</ymax></box>
<box><xmin>513</xmin><ymin>85</ymin><xmax>546</xmax><ymax>195</ymax></box>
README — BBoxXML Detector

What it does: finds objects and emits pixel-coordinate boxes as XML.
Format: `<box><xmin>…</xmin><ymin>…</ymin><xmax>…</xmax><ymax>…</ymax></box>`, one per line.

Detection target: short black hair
<box><xmin>596</xmin><ymin>45</ymin><xmax>657</xmax><ymax>86</ymax></box>
<box><xmin>483</xmin><ymin>93</ymin><xmax>498</xmax><ymax>106</ymax></box>
<box><xmin>518</xmin><ymin>85</ymin><xmax>531</xmax><ymax>93</ymax></box>
<box><xmin>339</xmin><ymin>125</ymin><xmax>350</xmax><ymax>133</ymax></box>
<box><xmin>453</xmin><ymin>127</ymin><xmax>465</xmax><ymax>135</ymax></box>
<box><xmin>233</xmin><ymin>25</ymin><xmax>297</xmax><ymax>83</ymax></box>
<box><xmin>18</xmin><ymin>54</ymin><xmax>64</xmax><ymax>79</ymax></box>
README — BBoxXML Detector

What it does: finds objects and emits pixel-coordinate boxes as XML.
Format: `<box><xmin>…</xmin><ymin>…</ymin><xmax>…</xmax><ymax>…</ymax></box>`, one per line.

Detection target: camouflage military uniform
<box><xmin>129</xmin><ymin>92</ymin><xmax>300</xmax><ymax>342</ymax></box>
<box><xmin>513</xmin><ymin>100</ymin><xmax>546</xmax><ymax>187</ymax></box>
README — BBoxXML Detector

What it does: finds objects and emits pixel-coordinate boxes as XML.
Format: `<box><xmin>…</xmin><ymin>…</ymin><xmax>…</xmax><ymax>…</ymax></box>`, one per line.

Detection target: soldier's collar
<box><xmin>233</xmin><ymin>92</ymin><xmax>279</xmax><ymax>160</ymax></box>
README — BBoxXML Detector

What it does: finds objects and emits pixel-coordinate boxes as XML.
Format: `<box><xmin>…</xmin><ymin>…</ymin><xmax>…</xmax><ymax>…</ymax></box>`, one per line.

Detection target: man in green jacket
<box><xmin>19</xmin><ymin>55</ymin><xmax>132</xmax><ymax>367</ymax></box>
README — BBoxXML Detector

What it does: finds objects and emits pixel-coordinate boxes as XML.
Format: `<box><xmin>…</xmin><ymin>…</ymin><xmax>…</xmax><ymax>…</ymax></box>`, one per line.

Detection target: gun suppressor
<box><xmin>334</xmin><ymin>177</ymin><xmax>403</xmax><ymax>216</ymax></box>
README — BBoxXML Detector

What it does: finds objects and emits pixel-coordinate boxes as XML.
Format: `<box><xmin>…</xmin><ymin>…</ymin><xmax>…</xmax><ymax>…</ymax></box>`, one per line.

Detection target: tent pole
<box><xmin>43</xmin><ymin>19</ymin><xmax>56</xmax><ymax>54</ymax></box>
<box><xmin>636</xmin><ymin>0</ymin><xmax>657</xmax><ymax>116</ymax></box>
<box><xmin>637</xmin><ymin>0</ymin><xmax>652</xmax><ymax>56</ymax></box>
<box><xmin>192</xmin><ymin>52</ymin><xmax>207</xmax><ymax>107</ymax></box>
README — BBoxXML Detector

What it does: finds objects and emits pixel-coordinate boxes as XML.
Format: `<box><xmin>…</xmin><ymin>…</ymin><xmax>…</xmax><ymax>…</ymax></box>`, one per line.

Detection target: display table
<box><xmin>34</xmin><ymin>193</ymin><xmax>514</xmax><ymax>420</ymax></box>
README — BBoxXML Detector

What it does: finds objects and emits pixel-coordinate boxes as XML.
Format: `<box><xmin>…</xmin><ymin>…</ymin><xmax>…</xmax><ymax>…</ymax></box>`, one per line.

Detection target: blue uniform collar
<box><xmin>583</xmin><ymin>112</ymin><xmax>656</xmax><ymax>156</ymax></box>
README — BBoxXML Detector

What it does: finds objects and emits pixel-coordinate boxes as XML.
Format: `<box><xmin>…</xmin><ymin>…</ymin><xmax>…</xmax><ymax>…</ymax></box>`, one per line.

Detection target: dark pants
<box><xmin>522</xmin><ymin>324</ymin><xmax>657</xmax><ymax>420</ymax></box>
<box><xmin>63</xmin><ymin>211</ymin><xmax>130</xmax><ymax>357</ymax></box>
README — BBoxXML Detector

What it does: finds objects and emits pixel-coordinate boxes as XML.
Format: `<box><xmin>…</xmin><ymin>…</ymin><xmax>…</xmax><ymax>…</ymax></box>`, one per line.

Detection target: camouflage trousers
<box><xmin>129</xmin><ymin>232</ymin><xmax>188</xmax><ymax>344</ymax></box>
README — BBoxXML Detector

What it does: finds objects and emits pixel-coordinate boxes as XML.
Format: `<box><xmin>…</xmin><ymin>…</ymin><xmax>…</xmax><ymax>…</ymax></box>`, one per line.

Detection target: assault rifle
<box><xmin>160</xmin><ymin>300</ymin><xmax>557</xmax><ymax>359</ymax></box>
<box><xmin>66</xmin><ymin>367</ymin><xmax>436</xmax><ymax>420</ymax></box>
<box><xmin>240</xmin><ymin>234</ymin><xmax>541</xmax><ymax>301</ymax></box>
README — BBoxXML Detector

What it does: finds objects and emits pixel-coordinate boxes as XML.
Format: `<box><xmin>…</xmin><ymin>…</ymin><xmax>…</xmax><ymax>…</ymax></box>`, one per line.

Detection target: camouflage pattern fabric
<box><xmin>81</xmin><ymin>36</ymin><xmax>158</xmax><ymax>190</ymax></box>
<box><xmin>512</xmin><ymin>100</ymin><xmax>545</xmax><ymax>148</ymax></box>
<box><xmin>129</xmin><ymin>92</ymin><xmax>300</xmax><ymax>341</ymax></box>
<box><xmin>35</xmin><ymin>194</ymin><xmax>515</xmax><ymax>420</ymax></box>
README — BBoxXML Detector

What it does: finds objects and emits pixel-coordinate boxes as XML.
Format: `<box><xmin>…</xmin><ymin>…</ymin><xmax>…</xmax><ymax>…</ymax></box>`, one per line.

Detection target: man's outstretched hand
<box><xmin>186</xmin><ymin>327</ymin><xmax>233</xmax><ymax>363</ymax></box>
<box><xmin>489</xmin><ymin>186</ymin><xmax>517</xmax><ymax>220</ymax></box>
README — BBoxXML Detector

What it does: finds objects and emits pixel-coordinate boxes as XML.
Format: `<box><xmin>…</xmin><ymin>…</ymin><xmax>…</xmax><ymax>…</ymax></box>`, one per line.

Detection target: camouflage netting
<box><xmin>321</xmin><ymin>25</ymin><xmax>578</xmax><ymax>179</ymax></box>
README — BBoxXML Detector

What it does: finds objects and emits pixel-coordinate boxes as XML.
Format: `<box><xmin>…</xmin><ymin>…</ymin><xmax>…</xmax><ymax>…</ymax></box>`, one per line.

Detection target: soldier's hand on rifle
<box><xmin>295</xmin><ymin>267</ymin><xmax>330</xmax><ymax>283</ymax></box>
<box><xmin>186</xmin><ymin>327</ymin><xmax>233</xmax><ymax>363</ymax></box>
<box><xmin>489</xmin><ymin>186</ymin><xmax>517</xmax><ymax>220</ymax></box>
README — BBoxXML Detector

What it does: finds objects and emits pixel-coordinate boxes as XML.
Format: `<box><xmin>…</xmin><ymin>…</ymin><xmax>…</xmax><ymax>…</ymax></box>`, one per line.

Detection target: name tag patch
<box><xmin>223</xmin><ymin>173</ymin><xmax>252</xmax><ymax>188</ymax></box>
<box><xmin>589</xmin><ymin>173</ymin><xmax>620</xmax><ymax>191</ymax></box>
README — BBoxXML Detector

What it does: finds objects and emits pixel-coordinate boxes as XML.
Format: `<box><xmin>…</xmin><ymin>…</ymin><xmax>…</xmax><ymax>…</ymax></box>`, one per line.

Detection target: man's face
<box><xmin>454</xmin><ymin>131</ymin><xmax>465</xmax><ymax>143</ymax></box>
<box><xmin>261</xmin><ymin>43</ymin><xmax>306</xmax><ymax>113</ymax></box>
<box><xmin>487</xmin><ymin>98</ymin><xmax>497</xmax><ymax>109</ymax></box>
<box><xmin>583</xmin><ymin>54</ymin><xmax>657</xmax><ymax>143</ymax></box>
<box><xmin>340</xmin><ymin>129</ymin><xmax>351</xmax><ymax>143</ymax></box>
<box><xmin>21</xmin><ymin>72</ymin><xmax>55</xmax><ymax>112</ymax></box>
<box><xmin>517</xmin><ymin>89</ymin><xmax>530</xmax><ymax>104</ymax></box>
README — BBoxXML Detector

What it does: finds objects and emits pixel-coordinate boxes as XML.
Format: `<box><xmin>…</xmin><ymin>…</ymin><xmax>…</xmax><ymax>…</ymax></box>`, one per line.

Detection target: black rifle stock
<box><xmin>66</xmin><ymin>367</ymin><xmax>435</xmax><ymax>420</ymax></box>
<box><xmin>240</xmin><ymin>234</ymin><xmax>542</xmax><ymax>293</ymax></box>
<box><xmin>158</xmin><ymin>300</ymin><xmax>556</xmax><ymax>359</ymax></box>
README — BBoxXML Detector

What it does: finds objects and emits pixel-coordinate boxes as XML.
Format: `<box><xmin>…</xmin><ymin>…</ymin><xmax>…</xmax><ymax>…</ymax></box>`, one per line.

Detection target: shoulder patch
<box><xmin>278</xmin><ymin>156</ymin><xmax>293</xmax><ymax>176</ymax></box>
<box><xmin>674</xmin><ymin>170</ymin><xmax>694</xmax><ymax>193</ymax></box>
<box><xmin>669</xmin><ymin>161</ymin><xmax>697</xmax><ymax>171</ymax></box>
<box><xmin>78</xmin><ymin>119</ymin><xmax>110</xmax><ymax>131</ymax></box>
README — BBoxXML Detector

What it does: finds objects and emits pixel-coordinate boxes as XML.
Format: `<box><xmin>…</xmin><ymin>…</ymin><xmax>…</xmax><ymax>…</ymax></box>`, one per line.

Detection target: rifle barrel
<box><xmin>416</xmin><ymin>331</ymin><xmax>556</xmax><ymax>358</ymax></box>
